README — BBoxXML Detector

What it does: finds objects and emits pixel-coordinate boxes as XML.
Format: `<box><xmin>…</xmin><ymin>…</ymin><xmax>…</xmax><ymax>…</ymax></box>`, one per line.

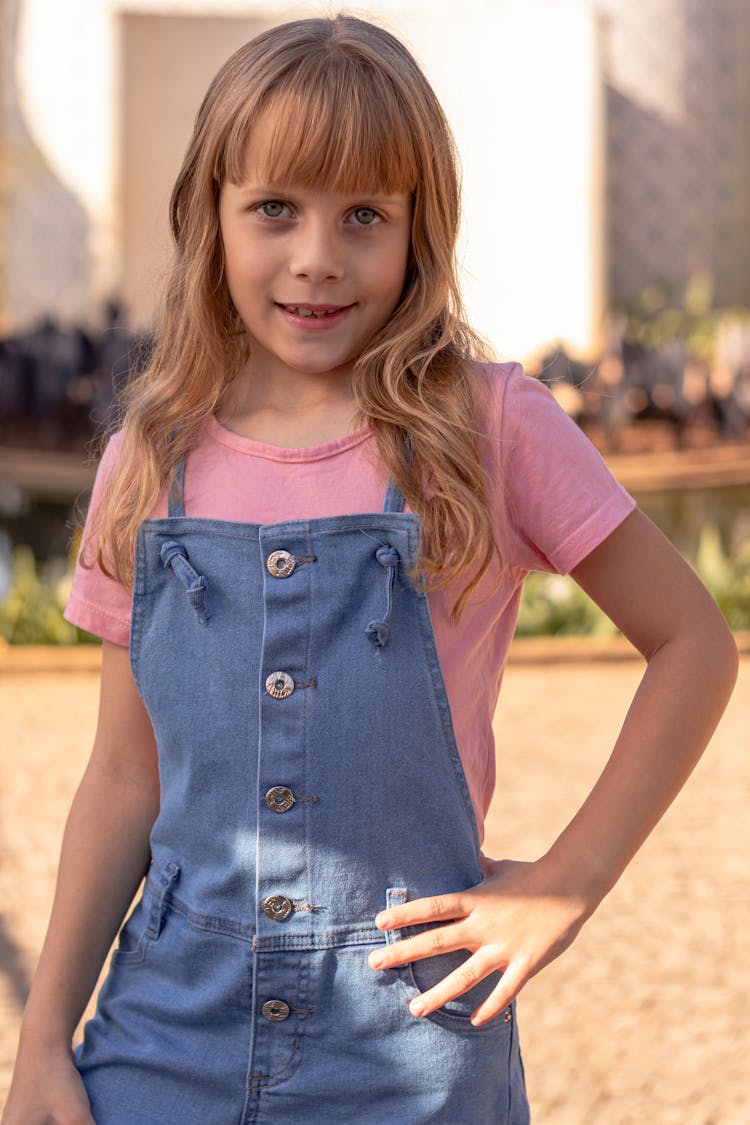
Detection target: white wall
<box><xmin>12</xmin><ymin>0</ymin><xmax>599</xmax><ymax>360</ymax></box>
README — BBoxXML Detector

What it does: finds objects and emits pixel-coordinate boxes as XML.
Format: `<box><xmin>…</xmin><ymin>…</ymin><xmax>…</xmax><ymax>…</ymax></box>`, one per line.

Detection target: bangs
<box><xmin>222</xmin><ymin>51</ymin><xmax>420</xmax><ymax>195</ymax></box>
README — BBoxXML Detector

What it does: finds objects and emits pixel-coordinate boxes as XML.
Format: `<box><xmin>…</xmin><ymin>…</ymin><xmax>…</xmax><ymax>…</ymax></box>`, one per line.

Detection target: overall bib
<box><xmin>76</xmin><ymin>466</ymin><xmax>529</xmax><ymax>1124</ymax></box>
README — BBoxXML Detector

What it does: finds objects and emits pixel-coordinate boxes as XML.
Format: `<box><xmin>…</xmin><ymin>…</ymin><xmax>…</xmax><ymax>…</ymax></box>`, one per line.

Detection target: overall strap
<box><xmin>167</xmin><ymin>458</ymin><xmax>187</xmax><ymax>517</ymax></box>
<box><xmin>382</xmin><ymin>479</ymin><xmax>406</xmax><ymax>514</ymax></box>
<box><xmin>381</xmin><ymin>433</ymin><xmax>411</xmax><ymax>514</ymax></box>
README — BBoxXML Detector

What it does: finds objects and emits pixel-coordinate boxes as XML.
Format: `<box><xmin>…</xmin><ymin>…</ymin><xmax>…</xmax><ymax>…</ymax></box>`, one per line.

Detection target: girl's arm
<box><xmin>368</xmin><ymin>508</ymin><xmax>738</xmax><ymax>1024</ymax></box>
<box><xmin>3</xmin><ymin>641</ymin><xmax>160</xmax><ymax>1123</ymax></box>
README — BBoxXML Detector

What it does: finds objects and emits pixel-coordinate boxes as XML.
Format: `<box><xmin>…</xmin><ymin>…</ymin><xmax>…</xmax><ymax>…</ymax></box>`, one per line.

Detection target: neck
<box><xmin>217</xmin><ymin>358</ymin><xmax>361</xmax><ymax>448</ymax></box>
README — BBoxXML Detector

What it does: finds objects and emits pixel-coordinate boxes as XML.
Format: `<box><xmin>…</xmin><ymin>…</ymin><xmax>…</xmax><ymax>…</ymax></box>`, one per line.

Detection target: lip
<box><xmin>276</xmin><ymin>302</ymin><xmax>356</xmax><ymax>330</ymax></box>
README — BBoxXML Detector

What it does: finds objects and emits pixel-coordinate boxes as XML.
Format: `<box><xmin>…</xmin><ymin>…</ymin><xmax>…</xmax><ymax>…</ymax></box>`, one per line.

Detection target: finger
<box><xmin>375</xmin><ymin>892</ymin><xmax>469</xmax><ymax>931</ymax></box>
<box><xmin>367</xmin><ymin>922</ymin><xmax>465</xmax><ymax>971</ymax></box>
<box><xmin>469</xmin><ymin>961</ymin><xmax>529</xmax><ymax>1026</ymax></box>
<box><xmin>405</xmin><ymin>951</ymin><xmax>497</xmax><ymax>1019</ymax></box>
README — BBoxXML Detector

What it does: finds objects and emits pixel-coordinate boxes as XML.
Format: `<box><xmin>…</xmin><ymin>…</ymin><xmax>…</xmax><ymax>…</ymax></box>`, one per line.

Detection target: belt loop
<box><xmin>145</xmin><ymin>861</ymin><xmax>181</xmax><ymax>939</ymax></box>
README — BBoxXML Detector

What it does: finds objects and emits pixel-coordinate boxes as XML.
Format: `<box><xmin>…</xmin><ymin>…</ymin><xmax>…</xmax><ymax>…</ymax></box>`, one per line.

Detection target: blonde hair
<box><xmin>90</xmin><ymin>14</ymin><xmax>498</xmax><ymax>617</ymax></box>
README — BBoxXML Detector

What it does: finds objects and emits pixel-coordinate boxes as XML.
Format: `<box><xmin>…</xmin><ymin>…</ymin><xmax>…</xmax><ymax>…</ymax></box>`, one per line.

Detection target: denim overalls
<box><xmin>76</xmin><ymin>464</ymin><xmax>529</xmax><ymax>1124</ymax></box>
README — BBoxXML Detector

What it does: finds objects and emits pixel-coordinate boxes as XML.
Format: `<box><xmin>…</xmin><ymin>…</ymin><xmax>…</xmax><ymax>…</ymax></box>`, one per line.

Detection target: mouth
<box><xmin>276</xmin><ymin>303</ymin><xmax>355</xmax><ymax>320</ymax></box>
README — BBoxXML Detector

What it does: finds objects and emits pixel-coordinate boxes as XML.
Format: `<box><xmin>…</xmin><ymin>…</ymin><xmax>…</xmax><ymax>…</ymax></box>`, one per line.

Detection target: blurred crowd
<box><xmin>1</xmin><ymin>304</ymin><xmax>750</xmax><ymax>453</ymax></box>
<box><xmin>0</xmin><ymin>303</ymin><xmax>150</xmax><ymax>451</ymax></box>
<box><xmin>535</xmin><ymin>312</ymin><xmax>750</xmax><ymax>452</ymax></box>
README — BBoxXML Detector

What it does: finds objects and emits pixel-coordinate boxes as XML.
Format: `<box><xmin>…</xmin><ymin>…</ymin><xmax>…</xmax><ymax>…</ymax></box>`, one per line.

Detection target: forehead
<box><xmin>223</xmin><ymin>85</ymin><xmax>418</xmax><ymax>196</ymax></box>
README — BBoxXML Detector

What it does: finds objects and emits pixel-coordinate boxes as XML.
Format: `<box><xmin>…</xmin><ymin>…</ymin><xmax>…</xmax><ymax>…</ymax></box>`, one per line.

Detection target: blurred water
<box><xmin>0</xmin><ymin>499</ymin><xmax>77</xmax><ymax>565</ymax></box>
<box><xmin>640</xmin><ymin>482</ymin><xmax>750</xmax><ymax>560</ymax></box>
<box><xmin>0</xmin><ymin>531</ymin><xmax>12</xmax><ymax>600</ymax></box>
<box><xmin>1</xmin><ymin>482</ymin><xmax>749</xmax><ymax>572</ymax></box>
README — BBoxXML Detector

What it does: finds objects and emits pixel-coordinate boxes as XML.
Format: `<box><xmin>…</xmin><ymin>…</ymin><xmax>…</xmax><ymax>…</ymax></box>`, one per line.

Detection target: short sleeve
<box><xmin>64</xmin><ymin>433</ymin><xmax>133</xmax><ymax>645</ymax></box>
<box><xmin>498</xmin><ymin>363</ymin><xmax>636</xmax><ymax>574</ymax></box>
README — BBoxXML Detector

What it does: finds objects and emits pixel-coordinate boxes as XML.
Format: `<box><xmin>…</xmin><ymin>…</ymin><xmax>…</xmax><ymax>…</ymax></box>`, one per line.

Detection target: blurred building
<box><xmin>1</xmin><ymin>0</ymin><xmax>749</xmax><ymax>360</ymax></box>
<box><xmin>599</xmin><ymin>0</ymin><xmax>750</xmax><ymax>309</ymax></box>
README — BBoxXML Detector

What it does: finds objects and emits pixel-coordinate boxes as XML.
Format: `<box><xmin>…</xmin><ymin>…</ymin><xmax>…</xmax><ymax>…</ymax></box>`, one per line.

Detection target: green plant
<box><xmin>694</xmin><ymin>524</ymin><xmax>750</xmax><ymax>631</ymax></box>
<box><xmin>617</xmin><ymin>276</ymin><xmax>750</xmax><ymax>368</ymax></box>
<box><xmin>515</xmin><ymin>571</ymin><xmax>617</xmax><ymax>638</ymax></box>
<box><xmin>516</xmin><ymin>523</ymin><xmax>750</xmax><ymax>637</ymax></box>
<box><xmin>0</xmin><ymin>545</ymin><xmax>96</xmax><ymax>644</ymax></box>
<box><xmin>2</xmin><ymin>526</ymin><xmax>747</xmax><ymax>643</ymax></box>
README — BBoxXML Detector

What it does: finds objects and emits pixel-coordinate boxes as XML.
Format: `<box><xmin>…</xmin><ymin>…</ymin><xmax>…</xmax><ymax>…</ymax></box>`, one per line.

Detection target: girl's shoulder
<box><xmin>471</xmin><ymin>358</ymin><xmax>550</xmax><ymax>408</ymax></box>
<box><xmin>471</xmin><ymin>359</ymin><xmax>560</xmax><ymax>445</ymax></box>
<box><xmin>473</xmin><ymin>359</ymin><xmax>637</xmax><ymax>576</ymax></box>
<box><xmin>85</xmin><ymin>429</ymin><xmax>125</xmax><ymax>509</ymax></box>
<box><xmin>89</xmin><ymin>429</ymin><xmax>126</xmax><ymax>492</ymax></box>
<box><xmin>94</xmin><ymin>426</ymin><xmax>124</xmax><ymax>459</ymax></box>
<box><xmin>472</xmin><ymin>358</ymin><xmax>523</xmax><ymax>399</ymax></box>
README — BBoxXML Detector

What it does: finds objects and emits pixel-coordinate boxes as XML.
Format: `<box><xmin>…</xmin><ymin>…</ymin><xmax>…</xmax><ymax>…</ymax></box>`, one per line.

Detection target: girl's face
<box><xmin>219</xmin><ymin>137</ymin><xmax>412</xmax><ymax>389</ymax></box>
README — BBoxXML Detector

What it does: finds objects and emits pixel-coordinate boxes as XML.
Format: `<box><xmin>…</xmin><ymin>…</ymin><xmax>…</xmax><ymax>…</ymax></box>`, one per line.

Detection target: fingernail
<box><xmin>409</xmin><ymin>998</ymin><xmax>425</xmax><ymax>1018</ymax></box>
<box><xmin>369</xmin><ymin>952</ymin><xmax>384</xmax><ymax>969</ymax></box>
<box><xmin>375</xmin><ymin>912</ymin><xmax>391</xmax><ymax>929</ymax></box>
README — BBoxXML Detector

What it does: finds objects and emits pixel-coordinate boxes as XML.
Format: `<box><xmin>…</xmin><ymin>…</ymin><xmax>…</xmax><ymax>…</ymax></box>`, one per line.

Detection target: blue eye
<box><xmin>258</xmin><ymin>201</ymin><xmax>288</xmax><ymax>219</ymax></box>
<box><xmin>352</xmin><ymin>208</ymin><xmax>380</xmax><ymax>226</ymax></box>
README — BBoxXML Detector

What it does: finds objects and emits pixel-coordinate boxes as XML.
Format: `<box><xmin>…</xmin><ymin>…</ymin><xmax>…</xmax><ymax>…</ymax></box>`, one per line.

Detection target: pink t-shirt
<box><xmin>65</xmin><ymin>362</ymin><xmax>635</xmax><ymax>837</ymax></box>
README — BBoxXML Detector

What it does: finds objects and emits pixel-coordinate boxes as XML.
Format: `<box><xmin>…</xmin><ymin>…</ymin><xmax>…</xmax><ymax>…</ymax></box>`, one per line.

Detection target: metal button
<box><xmin>265</xmin><ymin>672</ymin><xmax>295</xmax><ymax>699</ymax></box>
<box><xmin>265</xmin><ymin>786</ymin><xmax>295</xmax><ymax>813</ymax></box>
<box><xmin>261</xmin><ymin>999</ymin><xmax>291</xmax><ymax>1022</ymax></box>
<box><xmin>266</xmin><ymin>550</ymin><xmax>296</xmax><ymax>578</ymax></box>
<box><xmin>262</xmin><ymin>895</ymin><xmax>293</xmax><ymax>922</ymax></box>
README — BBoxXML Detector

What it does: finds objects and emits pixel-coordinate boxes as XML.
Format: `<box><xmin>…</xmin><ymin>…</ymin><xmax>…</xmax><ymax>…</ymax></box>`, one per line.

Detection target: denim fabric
<box><xmin>75</xmin><ymin>472</ymin><xmax>530</xmax><ymax>1124</ymax></box>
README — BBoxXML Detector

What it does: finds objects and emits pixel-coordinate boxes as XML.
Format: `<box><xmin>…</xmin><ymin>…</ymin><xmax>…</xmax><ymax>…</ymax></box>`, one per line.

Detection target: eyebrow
<box><xmin>233</xmin><ymin>183</ymin><xmax>409</xmax><ymax>205</ymax></box>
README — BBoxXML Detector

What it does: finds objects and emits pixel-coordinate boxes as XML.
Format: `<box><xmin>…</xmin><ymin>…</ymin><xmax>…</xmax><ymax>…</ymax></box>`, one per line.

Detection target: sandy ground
<box><xmin>1</xmin><ymin>646</ymin><xmax>748</xmax><ymax>1123</ymax></box>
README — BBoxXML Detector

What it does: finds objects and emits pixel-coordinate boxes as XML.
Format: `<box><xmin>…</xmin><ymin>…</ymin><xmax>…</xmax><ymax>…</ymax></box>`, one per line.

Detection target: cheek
<box><xmin>373</xmin><ymin>246</ymin><xmax>410</xmax><ymax>304</ymax></box>
<box><xmin>223</xmin><ymin>246</ymin><xmax>266</xmax><ymax>304</ymax></box>
<box><xmin>222</xmin><ymin>262</ymin><xmax>245</xmax><ymax>314</ymax></box>
<box><xmin>385</xmin><ymin>261</ymin><xmax>410</xmax><ymax>310</ymax></box>
<box><xmin>220</xmin><ymin>237</ymin><xmax>242</xmax><ymax>297</ymax></box>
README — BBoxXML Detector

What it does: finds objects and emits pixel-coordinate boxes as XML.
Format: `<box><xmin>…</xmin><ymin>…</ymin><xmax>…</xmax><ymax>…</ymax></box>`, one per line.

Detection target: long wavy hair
<box><xmin>89</xmin><ymin>14</ymin><xmax>499</xmax><ymax>617</ymax></box>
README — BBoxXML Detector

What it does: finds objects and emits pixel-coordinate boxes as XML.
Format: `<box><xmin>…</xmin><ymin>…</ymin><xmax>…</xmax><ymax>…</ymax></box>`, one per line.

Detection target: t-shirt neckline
<box><xmin>207</xmin><ymin>416</ymin><xmax>373</xmax><ymax>463</ymax></box>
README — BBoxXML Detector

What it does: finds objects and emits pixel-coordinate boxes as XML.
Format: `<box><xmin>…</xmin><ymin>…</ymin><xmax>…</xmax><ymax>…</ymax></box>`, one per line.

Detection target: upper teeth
<box><xmin>287</xmin><ymin>306</ymin><xmax>335</xmax><ymax>318</ymax></box>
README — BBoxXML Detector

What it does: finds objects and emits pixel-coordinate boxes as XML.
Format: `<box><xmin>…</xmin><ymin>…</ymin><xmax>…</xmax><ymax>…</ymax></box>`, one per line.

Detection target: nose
<box><xmin>289</xmin><ymin>217</ymin><xmax>344</xmax><ymax>283</ymax></box>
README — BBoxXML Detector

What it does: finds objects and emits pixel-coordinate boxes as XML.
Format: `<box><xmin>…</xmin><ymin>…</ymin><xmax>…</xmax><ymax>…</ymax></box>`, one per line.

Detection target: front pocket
<box><xmin>383</xmin><ymin>888</ymin><xmax>511</xmax><ymax>1033</ymax></box>
<box><xmin>111</xmin><ymin>897</ymin><xmax>150</xmax><ymax>967</ymax></box>
<box><xmin>110</xmin><ymin>860</ymin><xmax>181</xmax><ymax>968</ymax></box>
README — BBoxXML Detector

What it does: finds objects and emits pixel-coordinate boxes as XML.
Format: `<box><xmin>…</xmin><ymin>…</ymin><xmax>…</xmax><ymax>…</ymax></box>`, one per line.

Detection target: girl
<box><xmin>4</xmin><ymin>15</ymin><xmax>737</xmax><ymax>1125</ymax></box>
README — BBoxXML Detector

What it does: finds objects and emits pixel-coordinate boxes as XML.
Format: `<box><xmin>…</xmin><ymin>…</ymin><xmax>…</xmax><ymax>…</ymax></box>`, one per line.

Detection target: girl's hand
<box><xmin>368</xmin><ymin>856</ymin><xmax>592</xmax><ymax>1026</ymax></box>
<box><xmin>1</xmin><ymin>1045</ymin><xmax>95</xmax><ymax>1125</ymax></box>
